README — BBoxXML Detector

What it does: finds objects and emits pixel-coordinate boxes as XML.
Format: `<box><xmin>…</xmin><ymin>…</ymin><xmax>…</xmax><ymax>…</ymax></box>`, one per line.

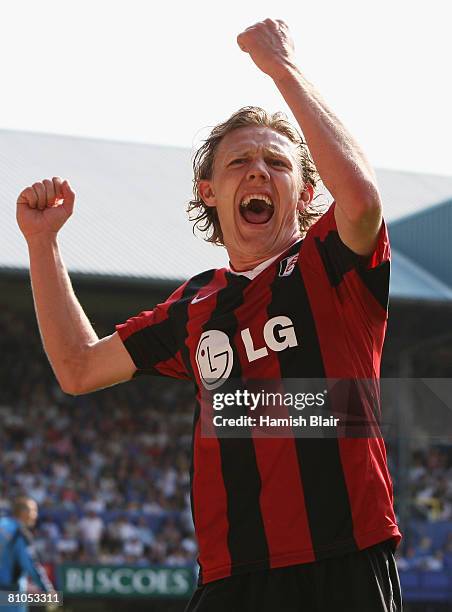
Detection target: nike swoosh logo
<box><xmin>191</xmin><ymin>291</ymin><xmax>216</xmax><ymax>304</ymax></box>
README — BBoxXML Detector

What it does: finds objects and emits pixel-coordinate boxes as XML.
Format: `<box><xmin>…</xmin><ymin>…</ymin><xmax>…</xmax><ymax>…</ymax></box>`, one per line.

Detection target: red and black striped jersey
<box><xmin>116</xmin><ymin>203</ymin><xmax>401</xmax><ymax>584</ymax></box>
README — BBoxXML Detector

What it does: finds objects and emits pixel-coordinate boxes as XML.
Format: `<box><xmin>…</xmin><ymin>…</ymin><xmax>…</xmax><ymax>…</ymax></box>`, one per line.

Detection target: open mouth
<box><xmin>239</xmin><ymin>194</ymin><xmax>275</xmax><ymax>224</ymax></box>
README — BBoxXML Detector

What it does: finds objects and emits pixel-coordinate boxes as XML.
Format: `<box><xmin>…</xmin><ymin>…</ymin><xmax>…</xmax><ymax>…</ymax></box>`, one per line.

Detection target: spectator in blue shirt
<box><xmin>0</xmin><ymin>497</ymin><xmax>54</xmax><ymax>612</ymax></box>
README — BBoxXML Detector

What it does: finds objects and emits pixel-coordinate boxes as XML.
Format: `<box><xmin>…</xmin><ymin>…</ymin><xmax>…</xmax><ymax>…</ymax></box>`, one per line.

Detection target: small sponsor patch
<box><xmin>279</xmin><ymin>254</ymin><xmax>299</xmax><ymax>277</ymax></box>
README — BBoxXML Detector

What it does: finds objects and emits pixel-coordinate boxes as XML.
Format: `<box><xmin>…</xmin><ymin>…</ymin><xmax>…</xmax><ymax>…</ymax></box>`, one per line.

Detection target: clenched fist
<box><xmin>16</xmin><ymin>177</ymin><xmax>75</xmax><ymax>241</ymax></box>
<box><xmin>237</xmin><ymin>18</ymin><xmax>296</xmax><ymax>82</ymax></box>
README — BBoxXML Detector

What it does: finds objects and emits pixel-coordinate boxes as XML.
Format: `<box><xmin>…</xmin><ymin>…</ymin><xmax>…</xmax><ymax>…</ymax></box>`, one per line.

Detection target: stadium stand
<box><xmin>1</xmin><ymin>129</ymin><xmax>452</xmax><ymax>608</ymax></box>
<box><xmin>0</xmin><ymin>308</ymin><xmax>196</xmax><ymax>568</ymax></box>
<box><xmin>0</xmin><ymin>307</ymin><xmax>451</xmax><ymax>590</ymax></box>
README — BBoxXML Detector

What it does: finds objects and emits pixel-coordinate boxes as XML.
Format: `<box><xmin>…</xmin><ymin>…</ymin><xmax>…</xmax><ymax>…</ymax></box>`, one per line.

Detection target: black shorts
<box><xmin>185</xmin><ymin>539</ymin><xmax>402</xmax><ymax>612</ymax></box>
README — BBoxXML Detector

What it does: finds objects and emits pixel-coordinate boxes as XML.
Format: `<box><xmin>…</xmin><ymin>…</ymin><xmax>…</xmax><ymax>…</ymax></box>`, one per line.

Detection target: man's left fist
<box><xmin>237</xmin><ymin>19</ymin><xmax>296</xmax><ymax>81</ymax></box>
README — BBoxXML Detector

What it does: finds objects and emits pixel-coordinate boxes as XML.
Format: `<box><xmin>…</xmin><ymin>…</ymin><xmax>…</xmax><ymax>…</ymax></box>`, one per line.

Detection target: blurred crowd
<box><xmin>409</xmin><ymin>447</ymin><xmax>452</xmax><ymax>522</ymax></box>
<box><xmin>394</xmin><ymin>445</ymin><xmax>452</xmax><ymax>573</ymax></box>
<box><xmin>0</xmin><ymin>308</ymin><xmax>196</xmax><ymax>566</ymax></box>
<box><xmin>0</xmin><ymin>308</ymin><xmax>451</xmax><ymax>571</ymax></box>
<box><xmin>396</xmin><ymin>533</ymin><xmax>452</xmax><ymax>573</ymax></box>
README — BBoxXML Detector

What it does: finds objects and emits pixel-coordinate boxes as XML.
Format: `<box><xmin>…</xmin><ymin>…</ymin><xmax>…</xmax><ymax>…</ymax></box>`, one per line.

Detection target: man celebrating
<box><xmin>16</xmin><ymin>19</ymin><xmax>402</xmax><ymax>612</ymax></box>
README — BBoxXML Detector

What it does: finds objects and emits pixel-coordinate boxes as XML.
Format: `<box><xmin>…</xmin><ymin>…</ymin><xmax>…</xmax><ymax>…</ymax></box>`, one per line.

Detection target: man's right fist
<box><xmin>16</xmin><ymin>177</ymin><xmax>75</xmax><ymax>241</ymax></box>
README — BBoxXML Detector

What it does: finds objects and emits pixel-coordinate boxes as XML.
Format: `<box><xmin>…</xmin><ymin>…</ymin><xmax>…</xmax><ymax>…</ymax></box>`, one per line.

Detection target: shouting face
<box><xmin>198</xmin><ymin>126</ymin><xmax>313</xmax><ymax>271</ymax></box>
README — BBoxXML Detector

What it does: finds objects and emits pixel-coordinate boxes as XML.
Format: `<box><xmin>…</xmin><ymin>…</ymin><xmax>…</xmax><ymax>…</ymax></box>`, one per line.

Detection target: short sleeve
<box><xmin>115</xmin><ymin>285</ymin><xmax>190</xmax><ymax>380</ymax></box>
<box><xmin>303</xmin><ymin>202</ymin><xmax>390</xmax><ymax>313</ymax></box>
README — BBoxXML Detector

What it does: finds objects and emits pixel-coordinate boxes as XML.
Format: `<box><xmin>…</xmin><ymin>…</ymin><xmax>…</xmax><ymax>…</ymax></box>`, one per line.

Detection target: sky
<box><xmin>1</xmin><ymin>0</ymin><xmax>451</xmax><ymax>176</ymax></box>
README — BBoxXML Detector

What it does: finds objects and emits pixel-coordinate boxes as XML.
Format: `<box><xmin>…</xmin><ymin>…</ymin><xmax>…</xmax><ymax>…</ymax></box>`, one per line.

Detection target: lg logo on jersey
<box><xmin>195</xmin><ymin>316</ymin><xmax>298</xmax><ymax>390</ymax></box>
<box><xmin>196</xmin><ymin>330</ymin><xmax>234</xmax><ymax>390</ymax></box>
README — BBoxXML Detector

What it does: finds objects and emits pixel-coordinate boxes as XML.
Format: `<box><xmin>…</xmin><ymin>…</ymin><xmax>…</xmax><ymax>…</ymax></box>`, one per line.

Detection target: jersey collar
<box><xmin>227</xmin><ymin>239</ymin><xmax>301</xmax><ymax>281</ymax></box>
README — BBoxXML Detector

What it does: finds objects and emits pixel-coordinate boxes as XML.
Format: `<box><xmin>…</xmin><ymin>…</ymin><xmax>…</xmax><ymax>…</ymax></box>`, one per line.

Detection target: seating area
<box><xmin>0</xmin><ymin>308</ymin><xmax>450</xmax><ymax>601</ymax></box>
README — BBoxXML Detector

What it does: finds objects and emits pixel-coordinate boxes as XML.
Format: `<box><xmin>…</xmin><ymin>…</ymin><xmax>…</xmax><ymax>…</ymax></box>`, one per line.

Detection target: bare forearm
<box><xmin>274</xmin><ymin>64</ymin><xmax>381</xmax><ymax>217</ymax></box>
<box><xmin>27</xmin><ymin>234</ymin><xmax>98</xmax><ymax>393</ymax></box>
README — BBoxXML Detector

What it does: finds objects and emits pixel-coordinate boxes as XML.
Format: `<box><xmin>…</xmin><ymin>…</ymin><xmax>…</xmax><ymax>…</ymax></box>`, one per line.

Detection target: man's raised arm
<box><xmin>16</xmin><ymin>177</ymin><xmax>136</xmax><ymax>395</ymax></box>
<box><xmin>237</xmin><ymin>19</ymin><xmax>382</xmax><ymax>256</ymax></box>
